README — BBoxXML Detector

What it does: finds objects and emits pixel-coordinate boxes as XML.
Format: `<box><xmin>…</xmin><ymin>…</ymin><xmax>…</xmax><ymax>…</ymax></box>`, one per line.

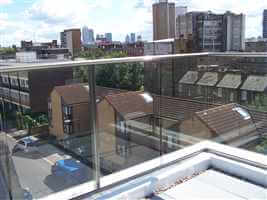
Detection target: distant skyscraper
<box><xmin>82</xmin><ymin>26</ymin><xmax>90</xmax><ymax>44</ymax></box>
<box><xmin>125</xmin><ymin>34</ymin><xmax>130</xmax><ymax>43</ymax></box>
<box><xmin>82</xmin><ymin>26</ymin><xmax>94</xmax><ymax>44</ymax></box>
<box><xmin>137</xmin><ymin>35</ymin><xmax>142</xmax><ymax>42</ymax></box>
<box><xmin>105</xmin><ymin>33</ymin><xmax>112</xmax><ymax>42</ymax></box>
<box><xmin>153</xmin><ymin>0</ymin><xmax>176</xmax><ymax>40</ymax></box>
<box><xmin>263</xmin><ymin>10</ymin><xmax>267</xmax><ymax>38</ymax></box>
<box><xmin>88</xmin><ymin>29</ymin><xmax>94</xmax><ymax>43</ymax></box>
<box><xmin>130</xmin><ymin>33</ymin><xmax>136</xmax><ymax>43</ymax></box>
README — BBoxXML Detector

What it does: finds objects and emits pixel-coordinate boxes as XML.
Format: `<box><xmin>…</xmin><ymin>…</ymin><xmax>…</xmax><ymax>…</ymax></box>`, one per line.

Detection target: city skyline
<box><xmin>0</xmin><ymin>0</ymin><xmax>267</xmax><ymax>46</ymax></box>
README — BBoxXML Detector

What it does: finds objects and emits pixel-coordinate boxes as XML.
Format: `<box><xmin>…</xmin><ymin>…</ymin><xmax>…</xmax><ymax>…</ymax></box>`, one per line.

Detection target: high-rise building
<box><xmin>176</xmin><ymin>11</ymin><xmax>245</xmax><ymax>52</ymax></box>
<box><xmin>263</xmin><ymin>10</ymin><xmax>267</xmax><ymax>38</ymax></box>
<box><xmin>130</xmin><ymin>33</ymin><xmax>136</xmax><ymax>43</ymax></box>
<box><xmin>224</xmin><ymin>12</ymin><xmax>246</xmax><ymax>51</ymax></box>
<box><xmin>153</xmin><ymin>0</ymin><xmax>176</xmax><ymax>40</ymax></box>
<box><xmin>125</xmin><ymin>34</ymin><xmax>130</xmax><ymax>43</ymax></box>
<box><xmin>82</xmin><ymin>26</ymin><xmax>90</xmax><ymax>44</ymax></box>
<box><xmin>105</xmin><ymin>33</ymin><xmax>112</xmax><ymax>42</ymax></box>
<box><xmin>175</xmin><ymin>6</ymin><xmax>187</xmax><ymax>18</ymax></box>
<box><xmin>82</xmin><ymin>27</ymin><xmax>94</xmax><ymax>44</ymax></box>
<box><xmin>60</xmin><ymin>29</ymin><xmax>81</xmax><ymax>56</ymax></box>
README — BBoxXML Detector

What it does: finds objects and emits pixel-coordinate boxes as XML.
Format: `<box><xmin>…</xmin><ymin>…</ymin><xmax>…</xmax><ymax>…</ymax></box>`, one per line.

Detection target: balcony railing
<box><xmin>0</xmin><ymin>52</ymin><xmax>266</xmax><ymax>200</ymax></box>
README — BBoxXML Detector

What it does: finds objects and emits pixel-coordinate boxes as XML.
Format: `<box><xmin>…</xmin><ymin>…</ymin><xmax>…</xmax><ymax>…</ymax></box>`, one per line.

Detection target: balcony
<box><xmin>0</xmin><ymin>52</ymin><xmax>266</xmax><ymax>200</ymax></box>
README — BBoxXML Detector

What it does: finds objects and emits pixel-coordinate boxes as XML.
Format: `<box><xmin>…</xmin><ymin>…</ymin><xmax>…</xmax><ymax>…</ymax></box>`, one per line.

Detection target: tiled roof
<box><xmin>153</xmin><ymin>95</ymin><xmax>219</xmax><ymax>120</ymax></box>
<box><xmin>216</xmin><ymin>74</ymin><xmax>242</xmax><ymax>89</ymax></box>
<box><xmin>105</xmin><ymin>92</ymin><xmax>153</xmax><ymax>120</ymax></box>
<box><xmin>54</xmin><ymin>84</ymin><xmax>125</xmax><ymax>105</ymax></box>
<box><xmin>179</xmin><ymin>71</ymin><xmax>199</xmax><ymax>84</ymax></box>
<box><xmin>241</xmin><ymin>75</ymin><xmax>267</xmax><ymax>92</ymax></box>
<box><xmin>195</xmin><ymin>103</ymin><xmax>254</xmax><ymax>135</ymax></box>
<box><xmin>197</xmin><ymin>72</ymin><xmax>218</xmax><ymax>86</ymax></box>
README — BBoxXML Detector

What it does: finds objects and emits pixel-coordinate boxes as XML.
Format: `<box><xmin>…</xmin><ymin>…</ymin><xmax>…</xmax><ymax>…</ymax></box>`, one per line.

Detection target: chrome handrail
<box><xmin>1</xmin><ymin>52</ymin><xmax>267</xmax><ymax>73</ymax></box>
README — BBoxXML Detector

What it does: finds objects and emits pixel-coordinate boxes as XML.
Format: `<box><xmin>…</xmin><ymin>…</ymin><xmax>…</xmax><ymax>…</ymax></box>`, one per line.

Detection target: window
<box><xmin>241</xmin><ymin>91</ymin><xmax>247</xmax><ymax>101</ymax></box>
<box><xmin>2</xmin><ymin>76</ymin><xmax>8</xmax><ymax>84</ymax></box>
<box><xmin>230</xmin><ymin>92</ymin><xmax>234</xmax><ymax>102</ymax></box>
<box><xmin>233</xmin><ymin>107</ymin><xmax>251</xmax><ymax>120</ymax></box>
<box><xmin>64</xmin><ymin>124</ymin><xmax>73</xmax><ymax>134</ymax></box>
<box><xmin>178</xmin><ymin>84</ymin><xmax>183</xmax><ymax>93</ymax></box>
<box><xmin>218</xmin><ymin>88</ymin><xmax>222</xmax><ymax>97</ymax></box>
<box><xmin>63</xmin><ymin>106</ymin><xmax>72</xmax><ymax>115</ymax></box>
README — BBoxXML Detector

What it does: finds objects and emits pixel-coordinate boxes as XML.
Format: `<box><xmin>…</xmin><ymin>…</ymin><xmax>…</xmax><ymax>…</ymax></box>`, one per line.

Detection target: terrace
<box><xmin>0</xmin><ymin>52</ymin><xmax>266</xmax><ymax>200</ymax></box>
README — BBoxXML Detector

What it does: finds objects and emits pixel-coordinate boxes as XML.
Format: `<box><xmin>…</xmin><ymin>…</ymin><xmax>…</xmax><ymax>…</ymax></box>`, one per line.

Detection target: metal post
<box><xmin>88</xmin><ymin>65</ymin><xmax>100</xmax><ymax>189</ymax></box>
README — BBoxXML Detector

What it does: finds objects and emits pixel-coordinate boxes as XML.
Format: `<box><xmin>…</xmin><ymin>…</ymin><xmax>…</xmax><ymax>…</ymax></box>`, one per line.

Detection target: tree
<box><xmin>76</xmin><ymin>50</ymin><xmax>144</xmax><ymax>91</ymax></box>
<box><xmin>23</xmin><ymin>115</ymin><xmax>38</xmax><ymax>135</ymax></box>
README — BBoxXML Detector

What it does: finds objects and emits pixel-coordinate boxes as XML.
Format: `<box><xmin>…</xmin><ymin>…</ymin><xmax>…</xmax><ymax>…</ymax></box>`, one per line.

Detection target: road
<box><xmin>4</xmin><ymin>134</ymin><xmax>93</xmax><ymax>199</ymax></box>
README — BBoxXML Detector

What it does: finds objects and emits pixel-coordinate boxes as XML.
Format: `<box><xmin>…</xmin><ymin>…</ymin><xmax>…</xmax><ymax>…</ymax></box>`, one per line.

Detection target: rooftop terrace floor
<box><xmin>152</xmin><ymin>170</ymin><xmax>266</xmax><ymax>200</ymax></box>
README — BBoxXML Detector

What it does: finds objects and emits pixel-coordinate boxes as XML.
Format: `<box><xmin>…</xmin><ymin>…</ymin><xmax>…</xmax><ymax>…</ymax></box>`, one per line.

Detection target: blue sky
<box><xmin>0</xmin><ymin>0</ymin><xmax>266</xmax><ymax>46</ymax></box>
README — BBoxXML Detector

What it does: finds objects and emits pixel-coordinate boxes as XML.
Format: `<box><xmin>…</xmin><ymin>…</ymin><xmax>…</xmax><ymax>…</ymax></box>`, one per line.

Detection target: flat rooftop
<box><xmin>87</xmin><ymin>142</ymin><xmax>266</xmax><ymax>200</ymax></box>
<box><xmin>152</xmin><ymin>169</ymin><xmax>266</xmax><ymax>200</ymax></box>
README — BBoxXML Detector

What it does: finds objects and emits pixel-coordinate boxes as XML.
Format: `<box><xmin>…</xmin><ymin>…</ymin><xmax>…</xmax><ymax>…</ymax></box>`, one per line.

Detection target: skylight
<box><xmin>140</xmin><ymin>93</ymin><xmax>153</xmax><ymax>103</ymax></box>
<box><xmin>233</xmin><ymin>107</ymin><xmax>251</xmax><ymax>120</ymax></box>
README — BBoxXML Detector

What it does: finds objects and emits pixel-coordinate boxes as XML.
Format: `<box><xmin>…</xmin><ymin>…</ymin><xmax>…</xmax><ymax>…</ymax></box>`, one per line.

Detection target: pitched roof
<box><xmin>105</xmin><ymin>91</ymin><xmax>153</xmax><ymax>120</ymax></box>
<box><xmin>241</xmin><ymin>75</ymin><xmax>267</xmax><ymax>92</ymax></box>
<box><xmin>153</xmin><ymin>95</ymin><xmax>219</xmax><ymax>120</ymax></box>
<box><xmin>179</xmin><ymin>71</ymin><xmax>199</xmax><ymax>84</ymax></box>
<box><xmin>195</xmin><ymin>103</ymin><xmax>254</xmax><ymax>135</ymax></box>
<box><xmin>197</xmin><ymin>72</ymin><xmax>218</xmax><ymax>86</ymax></box>
<box><xmin>54</xmin><ymin>84</ymin><xmax>125</xmax><ymax>105</ymax></box>
<box><xmin>216</xmin><ymin>74</ymin><xmax>242</xmax><ymax>89</ymax></box>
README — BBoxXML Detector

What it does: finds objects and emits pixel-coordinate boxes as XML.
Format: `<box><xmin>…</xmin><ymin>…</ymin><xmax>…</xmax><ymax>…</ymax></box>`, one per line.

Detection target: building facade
<box><xmin>60</xmin><ymin>29</ymin><xmax>81</xmax><ymax>57</ymax></box>
<box><xmin>0</xmin><ymin>67</ymin><xmax>73</xmax><ymax>113</ymax></box>
<box><xmin>153</xmin><ymin>0</ymin><xmax>175</xmax><ymax>40</ymax></box>
<box><xmin>263</xmin><ymin>10</ymin><xmax>267</xmax><ymax>38</ymax></box>
<box><xmin>176</xmin><ymin>11</ymin><xmax>245</xmax><ymax>52</ymax></box>
<box><xmin>224</xmin><ymin>12</ymin><xmax>246</xmax><ymax>51</ymax></box>
<box><xmin>105</xmin><ymin>33</ymin><xmax>112</xmax><ymax>42</ymax></box>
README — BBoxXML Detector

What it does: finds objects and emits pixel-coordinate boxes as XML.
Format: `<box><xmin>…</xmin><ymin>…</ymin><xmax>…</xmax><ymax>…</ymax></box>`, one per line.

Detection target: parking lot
<box><xmin>4</xmin><ymin>133</ymin><xmax>94</xmax><ymax>199</ymax></box>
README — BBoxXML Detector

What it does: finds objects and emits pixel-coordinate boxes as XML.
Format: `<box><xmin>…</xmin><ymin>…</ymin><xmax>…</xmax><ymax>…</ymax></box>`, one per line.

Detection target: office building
<box><xmin>105</xmin><ymin>33</ymin><xmax>112</xmax><ymax>42</ymax></box>
<box><xmin>60</xmin><ymin>29</ymin><xmax>81</xmax><ymax>56</ymax></box>
<box><xmin>153</xmin><ymin>0</ymin><xmax>176</xmax><ymax>40</ymax></box>
<box><xmin>263</xmin><ymin>10</ymin><xmax>267</xmax><ymax>38</ymax></box>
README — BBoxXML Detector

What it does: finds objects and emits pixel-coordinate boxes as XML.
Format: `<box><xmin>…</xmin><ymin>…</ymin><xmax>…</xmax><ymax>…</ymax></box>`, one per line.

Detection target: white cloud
<box><xmin>1</xmin><ymin>0</ymin><xmax>266</xmax><ymax>46</ymax></box>
<box><xmin>0</xmin><ymin>0</ymin><xmax>12</xmax><ymax>5</ymax></box>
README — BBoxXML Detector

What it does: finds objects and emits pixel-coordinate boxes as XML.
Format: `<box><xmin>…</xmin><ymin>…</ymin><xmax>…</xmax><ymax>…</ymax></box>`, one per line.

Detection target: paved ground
<box><xmin>152</xmin><ymin>170</ymin><xmax>267</xmax><ymax>200</ymax></box>
<box><xmin>4</xmin><ymin>134</ymin><xmax>94</xmax><ymax>199</ymax></box>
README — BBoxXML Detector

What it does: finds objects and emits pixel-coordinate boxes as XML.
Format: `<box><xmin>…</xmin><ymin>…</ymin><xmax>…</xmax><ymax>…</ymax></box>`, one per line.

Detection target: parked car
<box><xmin>12</xmin><ymin>136</ymin><xmax>39</xmax><ymax>154</ymax></box>
<box><xmin>51</xmin><ymin>159</ymin><xmax>89</xmax><ymax>182</ymax></box>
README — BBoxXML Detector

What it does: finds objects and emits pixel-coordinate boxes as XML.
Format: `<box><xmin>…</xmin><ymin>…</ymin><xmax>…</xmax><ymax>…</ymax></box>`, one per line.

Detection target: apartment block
<box><xmin>0</xmin><ymin>64</ymin><xmax>73</xmax><ymax>113</ymax></box>
<box><xmin>60</xmin><ymin>29</ymin><xmax>81</xmax><ymax>57</ymax></box>
<box><xmin>153</xmin><ymin>0</ymin><xmax>175</xmax><ymax>40</ymax></box>
<box><xmin>176</xmin><ymin>11</ymin><xmax>245</xmax><ymax>52</ymax></box>
<box><xmin>224</xmin><ymin>12</ymin><xmax>246</xmax><ymax>51</ymax></box>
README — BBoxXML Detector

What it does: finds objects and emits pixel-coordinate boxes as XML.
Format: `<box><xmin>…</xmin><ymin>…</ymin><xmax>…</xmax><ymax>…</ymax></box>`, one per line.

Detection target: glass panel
<box><xmin>0</xmin><ymin>67</ymin><xmax>97</xmax><ymax>199</ymax></box>
<box><xmin>0</xmin><ymin>53</ymin><xmax>266</xmax><ymax>199</ymax></box>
